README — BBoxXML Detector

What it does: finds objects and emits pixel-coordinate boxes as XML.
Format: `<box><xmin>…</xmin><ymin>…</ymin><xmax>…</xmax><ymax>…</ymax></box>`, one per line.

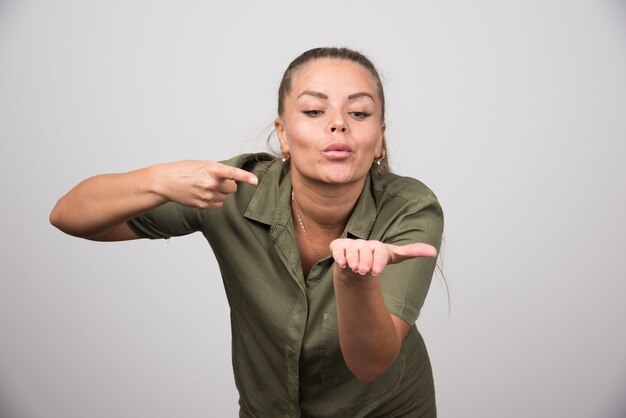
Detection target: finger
<box><xmin>212</xmin><ymin>164</ymin><xmax>258</xmax><ymax>186</ymax></box>
<box><xmin>345</xmin><ymin>246</ymin><xmax>360</xmax><ymax>272</ymax></box>
<box><xmin>387</xmin><ymin>243</ymin><xmax>437</xmax><ymax>264</ymax></box>
<box><xmin>330</xmin><ymin>243</ymin><xmax>347</xmax><ymax>269</ymax></box>
<box><xmin>370</xmin><ymin>245</ymin><xmax>389</xmax><ymax>276</ymax></box>
<box><xmin>357</xmin><ymin>247</ymin><xmax>373</xmax><ymax>275</ymax></box>
<box><xmin>208</xmin><ymin>200</ymin><xmax>224</xmax><ymax>209</ymax></box>
<box><xmin>194</xmin><ymin>199</ymin><xmax>224</xmax><ymax>210</ymax></box>
<box><xmin>212</xmin><ymin>179</ymin><xmax>238</xmax><ymax>194</ymax></box>
<box><xmin>203</xmin><ymin>190</ymin><xmax>230</xmax><ymax>202</ymax></box>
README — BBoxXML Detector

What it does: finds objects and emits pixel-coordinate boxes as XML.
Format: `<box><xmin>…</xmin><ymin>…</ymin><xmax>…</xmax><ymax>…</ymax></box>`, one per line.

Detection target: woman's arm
<box><xmin>50</xmin><ymin>161</ymin><xmax>258</xmax><ymax>241</ymax></box>
<box><xmin>330</xmin><ymin>240</ymin><xmax>437</xmax><ymax>383</ymax></box>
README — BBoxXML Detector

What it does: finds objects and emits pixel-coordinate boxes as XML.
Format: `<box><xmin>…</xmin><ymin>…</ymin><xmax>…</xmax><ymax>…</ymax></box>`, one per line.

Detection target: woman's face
<box><xmin>275</xmin><ymin>58</ymin><xmax>385</xmax><ymax>187</ymax></box>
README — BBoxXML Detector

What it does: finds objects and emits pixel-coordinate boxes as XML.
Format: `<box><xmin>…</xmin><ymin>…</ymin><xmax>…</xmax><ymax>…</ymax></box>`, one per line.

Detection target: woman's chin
<box><xmin>318</xmin><ymin>169</ymin><xmax>365</xmax><ymax>185</ymax></box>
<box><xmin>295</xmin><ymin>164</ymin><xmax>369</xmax><ymax>186</ymax></box>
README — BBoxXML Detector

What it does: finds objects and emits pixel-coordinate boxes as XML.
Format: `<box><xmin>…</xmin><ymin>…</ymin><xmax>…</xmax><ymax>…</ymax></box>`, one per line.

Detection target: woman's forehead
<box><xmin>289</xmin><ymin>58</ymin><xmax>378</xmax><ymax>96</ymax></box>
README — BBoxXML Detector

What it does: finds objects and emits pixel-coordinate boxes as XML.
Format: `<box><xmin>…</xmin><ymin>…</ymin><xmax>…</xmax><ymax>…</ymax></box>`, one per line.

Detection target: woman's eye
<box><xmin>349</xmin><ymin>111</ymin><xmax>371</xmax><ymax>120</ymax></box>
<box><xmin>303</xmin><ymin>110</ymin><xmax>323</xmax><ymax>117</ymax></box>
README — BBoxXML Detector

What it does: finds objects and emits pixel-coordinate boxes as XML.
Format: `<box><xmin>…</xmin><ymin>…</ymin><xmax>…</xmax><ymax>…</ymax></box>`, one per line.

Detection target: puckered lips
<box><xmin>322</xmin><ymin>143</ymin><xmax>353</xmax><ymax>160</ymax></box>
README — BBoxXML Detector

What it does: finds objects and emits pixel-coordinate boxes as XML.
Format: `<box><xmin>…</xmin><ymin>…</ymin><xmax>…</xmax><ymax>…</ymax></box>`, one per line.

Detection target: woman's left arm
<box><xmin>330</xmin><ymin>240</ymin><xmax>437</xmax><ymax>383</ymax></box>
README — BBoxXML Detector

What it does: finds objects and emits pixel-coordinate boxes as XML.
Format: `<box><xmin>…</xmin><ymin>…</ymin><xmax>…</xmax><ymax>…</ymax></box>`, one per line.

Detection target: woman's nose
<box><xmin>329</xmin><ymin>113</ymin><xmax>349</xmax><ymax>133</ymax></box>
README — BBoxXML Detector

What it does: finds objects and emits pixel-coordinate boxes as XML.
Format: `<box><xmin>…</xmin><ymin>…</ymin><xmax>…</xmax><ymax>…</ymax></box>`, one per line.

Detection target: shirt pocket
<box><xmin>320</xmin><ymin>312</ymin><xmax>352</xmax><ymax>386</ymax></box>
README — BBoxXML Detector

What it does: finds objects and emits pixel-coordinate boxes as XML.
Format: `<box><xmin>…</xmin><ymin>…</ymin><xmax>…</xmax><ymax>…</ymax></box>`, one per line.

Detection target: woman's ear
<box><xmin>377</xmin><ymin>123</ymin><xmax>386</xmax><ymax>151</ymax></box>
<box><xmin>275</xmin><ymin>118</ymin><xmax>289</xmax><ymax>155</ymax></box>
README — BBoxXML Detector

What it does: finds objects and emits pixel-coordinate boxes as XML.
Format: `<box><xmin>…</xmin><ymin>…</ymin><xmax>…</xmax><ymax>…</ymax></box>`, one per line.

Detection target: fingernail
<box><xmin>248</xmin><ymin>177</ymin><xmax>258</xmax><ymax>186</ymax></box>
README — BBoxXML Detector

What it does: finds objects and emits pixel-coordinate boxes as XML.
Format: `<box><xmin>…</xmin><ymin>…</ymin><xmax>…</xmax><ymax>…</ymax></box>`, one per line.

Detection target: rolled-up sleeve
<box><xmin>377</xmin><ymin>194</ymin><xmax>444</xmax><ymax>325</ymax></box>
<box><xmin>127</xmin><ymin>201</ymin><xmax>203</xmax><ymax>239</ymax></box>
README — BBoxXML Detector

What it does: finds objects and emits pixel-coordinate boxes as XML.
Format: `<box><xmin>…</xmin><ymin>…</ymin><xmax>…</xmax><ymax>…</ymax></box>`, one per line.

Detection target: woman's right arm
<box><xmin>49</xmin><ymin>160</ymin><xmax>258</xmax><ymax>241</ymax></box>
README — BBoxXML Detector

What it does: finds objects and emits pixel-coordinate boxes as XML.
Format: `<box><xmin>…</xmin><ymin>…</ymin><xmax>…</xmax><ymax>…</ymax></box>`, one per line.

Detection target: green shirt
<box><xmin>128</xmin><ymin>153</ymin><xmax>443</xmax><ymax>417</ymax></box>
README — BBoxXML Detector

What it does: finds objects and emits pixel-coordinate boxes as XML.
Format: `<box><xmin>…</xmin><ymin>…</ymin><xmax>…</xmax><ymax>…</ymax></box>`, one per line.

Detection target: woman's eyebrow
<box><xmin>347</xmin><ymin>92</ymin><xmax>375</xmax><ymax>102</ymax></box>
<box><xmin>297</xmin><ymin>90</ymin><xmax>375</xmax><ymax>102</ymax></box>
<box><xmin>297</xmin><ymin>90</ymin><xmax>328</xmax><ymax>100</ymax></box>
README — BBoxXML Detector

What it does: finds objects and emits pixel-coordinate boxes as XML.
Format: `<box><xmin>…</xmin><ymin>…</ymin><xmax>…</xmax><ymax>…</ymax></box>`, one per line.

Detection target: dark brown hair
<box><xmin>277</xmin><ymin>47</ymin><xmax>390</xmax><ymax>174</ymax></box>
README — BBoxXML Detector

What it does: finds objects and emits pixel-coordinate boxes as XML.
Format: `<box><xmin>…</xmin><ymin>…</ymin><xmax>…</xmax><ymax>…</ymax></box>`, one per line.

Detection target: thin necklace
<box><xmin>291</xmin><ymin>192</ymin><xmax>322</xmax><ymax>260</ymax></box>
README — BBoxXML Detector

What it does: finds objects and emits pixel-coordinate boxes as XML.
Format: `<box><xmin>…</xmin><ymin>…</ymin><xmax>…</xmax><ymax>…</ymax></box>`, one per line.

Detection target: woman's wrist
<box><xmin>333</xmin><ymin>264</ymin><xmax>380</xmax><ymax>289</ymax></box>
<box><xmin>143</xmin><ymin>163</ymin><xmax>172</xmax><ymax>204</ymax></box>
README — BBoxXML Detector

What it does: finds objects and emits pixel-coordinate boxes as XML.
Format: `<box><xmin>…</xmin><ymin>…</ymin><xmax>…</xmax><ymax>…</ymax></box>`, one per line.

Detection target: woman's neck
<box><xmin>290</xmin><ymin>176</ymin><xmax>366</xmax><ymax>231</ymax></box>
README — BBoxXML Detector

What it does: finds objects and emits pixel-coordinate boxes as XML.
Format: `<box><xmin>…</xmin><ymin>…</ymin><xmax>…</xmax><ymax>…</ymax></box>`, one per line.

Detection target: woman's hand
<box><xmin>329</xmin><ymin>239</ymin><xmax>437</xmax><ymax>277</ymax></box>
<box><xmin>156</xmin><ymin>160</ymin><xmax>258</xmax><ymax>209</ymax></box>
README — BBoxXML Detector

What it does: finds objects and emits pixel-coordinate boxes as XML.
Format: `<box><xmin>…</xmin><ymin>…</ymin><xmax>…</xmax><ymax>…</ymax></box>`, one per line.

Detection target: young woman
<box><xmin>50</xmin><ymin>47</ymin><xmax>444</xmax><ymax>417</ymax></box>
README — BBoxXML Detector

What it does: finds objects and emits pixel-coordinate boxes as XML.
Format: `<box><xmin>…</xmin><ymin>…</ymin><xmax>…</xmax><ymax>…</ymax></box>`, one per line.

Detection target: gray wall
<box><xmin>1</xmin><ymin>1</ymin><xmax>625</xmax><ymax>417</ymax></box>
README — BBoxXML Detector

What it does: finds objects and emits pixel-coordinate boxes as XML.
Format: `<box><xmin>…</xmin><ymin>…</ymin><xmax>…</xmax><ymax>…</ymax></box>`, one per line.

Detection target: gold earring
<box><xmin>282</xmin><ymin>153</ymin><xmax>290</xmax><ymax>162</ymax></box>
<box><xmin>375</xmin><ymin>148</ymin><xmax>386</xmax><ymax>166</ymax></box>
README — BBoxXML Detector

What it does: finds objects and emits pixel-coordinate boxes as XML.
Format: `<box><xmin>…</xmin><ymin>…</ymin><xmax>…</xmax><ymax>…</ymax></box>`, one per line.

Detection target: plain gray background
<box><xmin>1</xmin><ymin>1</ymin><xmax>625</xmax><ymax>417</ymax></box>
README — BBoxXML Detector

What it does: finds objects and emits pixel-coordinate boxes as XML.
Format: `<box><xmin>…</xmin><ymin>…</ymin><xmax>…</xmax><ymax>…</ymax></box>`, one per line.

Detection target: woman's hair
<box><xmin>276</xmin><ymin>47</ymin><xmax>390</xmax><ymax>174</ymax></box>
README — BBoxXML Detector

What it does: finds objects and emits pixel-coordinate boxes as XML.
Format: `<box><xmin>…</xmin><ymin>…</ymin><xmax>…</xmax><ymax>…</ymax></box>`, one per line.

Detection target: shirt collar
<box><xmin>243</xmin><ymin>160</ymin><xmax>377</xmax><ymax>240</ymax></box>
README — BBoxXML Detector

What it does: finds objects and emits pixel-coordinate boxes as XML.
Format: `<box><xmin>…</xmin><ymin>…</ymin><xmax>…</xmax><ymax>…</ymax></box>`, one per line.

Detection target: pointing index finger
<box><xmin>213</xmin><ymin>164</ymin><xmax>258</xmax><ymax>186</ymax></box>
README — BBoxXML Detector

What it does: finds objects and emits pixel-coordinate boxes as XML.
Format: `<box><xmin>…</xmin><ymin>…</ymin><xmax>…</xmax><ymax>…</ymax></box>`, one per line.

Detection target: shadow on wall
<box><xmin>612</xmin><ymin>404</ymin><xmax>626</xmax><ymax>418</ymax></box>
<box><xmin>608</xmin><ymin>374</ymin><xmax>626</xmax><ymax>418</ymax></box>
